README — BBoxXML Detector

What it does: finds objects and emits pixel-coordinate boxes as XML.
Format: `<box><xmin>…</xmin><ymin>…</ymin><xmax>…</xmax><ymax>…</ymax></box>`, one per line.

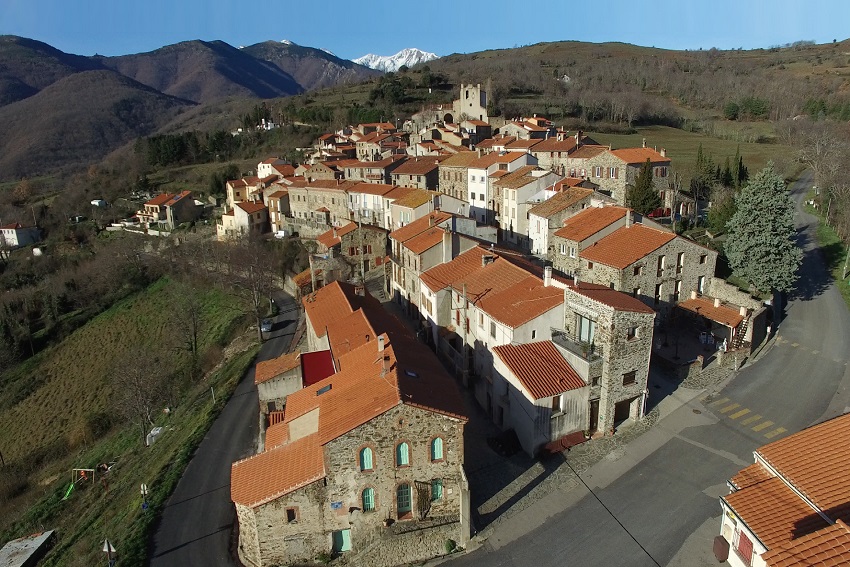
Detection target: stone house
<box><xmin>137</xmin><ymin>191</ymin><xmax>197</xmax><ymax>228</ymax></box>
<box><xmin>255</xmin><ymin>350</ymin><xmax>303</xmax><ymax>420</ymax></box>
<box><xmin>550</xmin><ymin>206</ymin><xmax>633</xmax><ymax>276</ymax></box>
<box><xmin>217</xmin><ymin>201</ymin><xmax>268</xmax><ymax>240</ymax></box>
<box><xmin>257</xmin><ymin>158</ymin><xmax>295</xmax><ymax>179</ymax></box>
<box><xmin>718</xmin><ymin>413</ymin><xmax>850</xmax><ymax>567</ymax></box>
<box><xmin>0</xmin><ymin>222</ymin><xmax>40</xmax><ymax>249</ymax></box>
<box><xmin>288</xmin><ymin>181</ymin><xmax>355</xmax><ymax>228</ymax></box>
<box><xmin>452</xmin><ymin>83</ymin><xmax>488</xmax><ymax>123</ymax></box>
<box><xmin>356</xmin><ymin>132</ymin><xmax>392</xmax><ymax>161</ymax></box>
<box><xmin>347</xmin><ymin>183</ymin><xmax>396</xmax><ymax>228</ymax></box>
<box><xmin>305</xmin><ymin>162</ymin><xmax>342</xmax><ymax>182</ymax></box>
<box><xmin>467</xmin><ymin>151</ymin><xmax>536</xmax><ymax>225</ymax></box>
<box><xmin>527</xmin><ymin>187</ymin><xmax>593</xmax><ymax>255</ymax></box>
<box><xmin>390</xmin><ymin>157</ymin><xmax>444</xmax><ymax>190</ymax></box>
<box><xmin>344</xmin><ymin>156</ymin><xmax>407</xmax><ymax>185</ymax></box>
<box><xmin>231</xmin><ymin>333</ymin><xmax>469</xmax><ymax>567</ymax></box>
<box><xmin>585</xmin><ymin>146</ymin><xmax>671</xmax><ymax>205</ymax></box>
<box><xmin>562</xmin><ymin>144</ymin><xmax>607</xmax><ymax>179</ymax></box>
<box><xmin>493</xmin><ymin>167</ymin><xmax>562</xmax><ymax>250</ymax></box>
<box><xmin>500</xmin><ymin>119</ymin><xmax>552</xmax><ymax>140</ymax></box>
<box><xmin>576</xmin><ymin>215</ymin><xmax>717</xmax><ymax>316</ymax></box>
<box><xmin>437</xmin><ymin>151</ymin><xmax>479</xmax><ymax>202</ymax></box>
<box><xmin>315</xmin><ymin>222</ymin><xmax>388</xmax><ymax>276</ymax></box>
<box><xmin>491</xmin><ymin>341</ymin><xmax>590</xmax><ymax>456</ymax></box>
<box><xmin>529</xmin><ymin>132</ymin><xmax>601</xmax><ymax>174</ymax></box>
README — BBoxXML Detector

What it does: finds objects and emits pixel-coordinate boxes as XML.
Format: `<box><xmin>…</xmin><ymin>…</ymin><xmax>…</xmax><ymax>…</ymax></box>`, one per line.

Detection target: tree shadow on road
<box><xmin>788</xmin><ymin>231</ymin><xmax>837</xmax><ymax>302</ymax></box>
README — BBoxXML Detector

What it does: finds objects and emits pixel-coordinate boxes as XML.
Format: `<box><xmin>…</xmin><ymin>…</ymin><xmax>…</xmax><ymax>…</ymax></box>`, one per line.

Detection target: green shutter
<box><xmin>431</xmin><ymin>437</ymin><xmax>444</xmax><ymax>461</ymax></box>
<box><xmin>362</xmin><ymin>488</ymin><xmax>375</xmax><ymax>511</ymax></box>
<box><xmin>360</xmin><ymin>447</ymin><xmax>373</xmax><ymax>471</ymax></box>
<box><xmin>396</xmin><ymin>442</ymin><xmax>409</xmax><ymax>466</ymax></box>
<box><xmin>397</xmin><ymin>484</ymin><xmax>412</xmax><ymax>514</ymax></box>
<box><xmin>431</xmin><ymin>479</ymin><xmax>443</xmax><ymax>501</ymax></box>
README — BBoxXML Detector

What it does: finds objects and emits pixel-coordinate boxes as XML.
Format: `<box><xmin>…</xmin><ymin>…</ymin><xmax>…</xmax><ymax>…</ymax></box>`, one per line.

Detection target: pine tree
<box><xmin>721</xmin><ymin>157</ymin><xmax>733</xmax><ymax>188</ymax></box>
<box><xmin>725</xmin><ymin>164</ymin><xmax>801</xmax><ymax>320</ymax></box>
<box><xmin>627</xmin><ymin>158</ymin><xmax>661</xmax><ymax>215</ymax></box>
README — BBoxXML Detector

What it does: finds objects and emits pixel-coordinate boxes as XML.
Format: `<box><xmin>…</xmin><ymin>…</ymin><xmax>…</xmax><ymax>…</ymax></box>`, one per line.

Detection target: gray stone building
<box><xmin>437</xmin><ymin>151</ymin><xmax>479</xmax><ymax>202</ymax></box>
<box><xmin>315</xmin><ymin>222</ymin><xmax>389</xmax><ymax>277</ymax></box>
<box><xmin>584</xmin><ymin>146</ymin><xmax>671</xmax><ymax>206</ymax></box>
<box><xmin>527</xmin><ymin>186</ymin><xmax>594</xmax><ymax>255</ymax></box>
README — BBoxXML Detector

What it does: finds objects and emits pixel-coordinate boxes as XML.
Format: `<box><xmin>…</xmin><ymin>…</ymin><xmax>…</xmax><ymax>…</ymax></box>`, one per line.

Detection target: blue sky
<box><xmin>2</xmin><ymin>0</ymin><xmax>847</xmax><ymax>59</ymax></box>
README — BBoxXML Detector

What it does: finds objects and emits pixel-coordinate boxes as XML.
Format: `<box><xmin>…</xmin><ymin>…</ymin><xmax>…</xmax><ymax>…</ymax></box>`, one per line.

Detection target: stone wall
<box><xmin>585</xmin><ymin>153</ymin><xmax>668</xmax><ymax>205</ymax></box>
<box><xmin>707</xmin><ymin>277</ymin><xmax>763</xmax><ymax>311</ymax></box>
<box><xmin>345</xmin><ymin>518</ymin><xmax>460</xmax><ymax>567</ymax></box>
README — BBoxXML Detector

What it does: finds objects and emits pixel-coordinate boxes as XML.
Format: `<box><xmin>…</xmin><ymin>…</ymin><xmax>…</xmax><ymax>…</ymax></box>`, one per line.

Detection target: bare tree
<box><xmin>228</xmin><ymin>236</ymin><xmax>279</xmax><ymax>341</ymax></box>
<box><xmin>113</xmin><ymin>346</ymin><xmax>168</xmax><ymax>446</ymax></box>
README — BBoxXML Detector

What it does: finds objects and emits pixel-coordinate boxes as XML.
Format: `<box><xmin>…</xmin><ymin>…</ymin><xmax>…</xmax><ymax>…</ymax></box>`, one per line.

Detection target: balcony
<box><xmin>551</xmin><ymin>329</ymin><xmax>603</xmax><ymax>383</ymax></box>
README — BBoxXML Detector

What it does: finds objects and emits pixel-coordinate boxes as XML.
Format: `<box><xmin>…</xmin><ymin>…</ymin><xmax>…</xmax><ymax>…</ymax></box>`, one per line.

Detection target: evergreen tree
<box><xmin>721</xmin><ymin>157</ymin><xmax>734</xmax><ymax>187</ymax></box>
<box><xmin>627</xmin><ymin>158</ymin><xmax>661</xmax><ymax>215</ymax></box>
<box><xmin>724</xmin><ymin>164</ymin><xmax>801</xmax><ymax>321</ymax></box>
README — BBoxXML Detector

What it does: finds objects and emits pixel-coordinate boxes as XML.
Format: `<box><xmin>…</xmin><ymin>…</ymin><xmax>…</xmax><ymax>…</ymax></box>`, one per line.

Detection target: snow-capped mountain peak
<box><xmin>280</xmin><ymin>39</ymin><xmax>294</xmax><ymax>45</ymax></box>
<box><xmin>353</xmin><ymin>48</ymin><xmax>438</xmax><ymax>72</ymax></box>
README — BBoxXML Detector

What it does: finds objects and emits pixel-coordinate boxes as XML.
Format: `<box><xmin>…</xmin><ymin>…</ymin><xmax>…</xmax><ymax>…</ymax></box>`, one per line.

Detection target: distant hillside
<box><xmin>242</xmin><ymin>40</ymin><xmax>379</xmax><ymax>92</ymax></box>
<box><xmin>0</xmin><ymin>35</ymin><xmax>103</xmax><ymax>107</ymax></box>
<box><xmin>354</xmin><ymin>48</ymin><xmax>439</xmax><ymax>72</ymax></box>
<box><xmin>96</xmin><ymin>40</ymin><xmax>304</xmax><ymax>104</ymax></box>
<box><xmin>0</xmin><ymin>69</ymin><xmax>192</xmax><ymax>178</ymax></box>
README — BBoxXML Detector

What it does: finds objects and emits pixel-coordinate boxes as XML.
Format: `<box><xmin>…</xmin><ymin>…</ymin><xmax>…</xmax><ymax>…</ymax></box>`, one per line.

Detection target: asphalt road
<box><xmin>148</xmin><ymin>290</ymin><xmax>298</xmax><ymax>567</ymax></box>
<box><xmin>451</xmin><ymin>170</ymin><xmax>850</xmax><ymax>567</ymax></box>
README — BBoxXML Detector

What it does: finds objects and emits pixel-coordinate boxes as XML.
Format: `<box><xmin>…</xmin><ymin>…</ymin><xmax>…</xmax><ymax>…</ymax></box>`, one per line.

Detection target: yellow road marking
<box><xmin>753</xmin><ymin>421</ymin><xmax>774</xmax><ymax>432</ymax></box>
<box><xmin>791</xmin><ymin>342</ymin><xmax>800</xmax><ymax>347</ymax></box>
<box><xmin>719</xmin><ymin>403</ymin><xmax>741</xmax><ymax>414</ymax></box>
<box><xmin>741</xmin><ymin>414</ymin><xmax>763</xmax><ymax>425</ymax></box>
<box><xmin>764</xmin><ymin>427</ymin><xmax>787</xmax><ymax>439</ymax></box>
<box><xmin>729</xmin><ymin>409</ymin><xmax>750</xmax><ymax>419</ymax></box>
<box><xmin>708</xmin><ymin>397</ymin><xmax>730</xmax><ymax>407</ymax></box>
<box><xmin>812</xmin><ymin>350</ymin><xmax>819</xmax><ymax>355</ymax></box>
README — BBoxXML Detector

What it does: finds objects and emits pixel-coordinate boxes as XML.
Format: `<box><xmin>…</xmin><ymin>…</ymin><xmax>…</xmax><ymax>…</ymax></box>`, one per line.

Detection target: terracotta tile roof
<box><xmin>723</xmin><ymin>476</ymin><xmax>830</xmax><ymax>549</ymax></box>
<box><xmin>315</xmin><ymin>206</ymin><xmax>330</xmax><ymax>213</ymax></box>
<box><xmin>463</xmin><ymin>119</ymin><xmax>489</xmax><ymax>127</ymax></box>
<box><xmin>554</xmin><ymin>206</ymin><xmax>629</xmax><ymax>242</ymax></box>
<box><xmin>569</xmin><ymin>281</ymin><xmax>656</xmax><ymax>314</ymax></box>
<box><xmin>531</xmin><ymin>137</ymin><xmax>580</xmax><ymax>152</ymax></box>
<box><xmin>1</xmin><ymin>222</ymin><xmax>23</xmax><ymax>230</ymax></box>
<box><xmin>569</xmin><ymin>145</ymin><xmax>607</xmax><ymax>159</ymax></box>
<box><xmin>730</xmin><ymin>462</ymin><xmax>774</xmax><ymax>490</ymax></box>
<box><xmin>349</xmin><ymin>182</ymin><xmax>396</xmax><ymax>196</ymax></box>
<box><xmin>420</xmin><ymin>246</ymin><xmax>530</xmax><ymax>304</ymax></box>
<box><xmin>236</xmin><ymin>201</ymin><xmax>267</xmax><ymax>215</ymax></box>
<box><xmin>260</xmin><ymin>174</ymin><xmax>278</xmax><ymax>184</ymax></box>
<box><xmin>227</xmin><ymin>179</ymin><xmax>248</xmax><ymax>188</ymax></box>
<box><xmin>528</xmin><ymin>188</ymin><xmax>593</xmax><ymax>219</ymax></box>
<box><xmin>264</xmin><ymin>420</ymin><xmax>289</xmax><ymax>450</ymax></box>
<box><xmin>489</xmin><ymin>170</ymin><xmax>510</xmax><ymax>179</ymax></box>
<box><xmin>391</xmin><ymin>157</ymin><xmax>444</xmax><ymax>176</ymax></box>
<box><xmin>145</xmin><ymin>193</ymin><xmax>174</xmax><ymax>207</ymax></box>
<box><xmin>609</xmin><ymin>147</ymin><xmax>671</xmax><ymax>164</ymax></box>
<box><xmin>403</xmin><ymin>226</ymin><xmax>445</xmax><ymax>255</ymax></box>
<box><xmin>757</xmin><ymin>412</ymin><xmax>850</xmax><ymax>521</ymax></box>
<box><xmin>391</xmin><ymin>189</ymin><xmax>435</xmax><ymax>209</ymax></box>
<box><xmin>302</xmin><ymin>281</ymin><xmax>369</xmax><ymax>338</ymax></box>
<box><xmin>347</xmin><ymin>156</ymin><xmax>406</xmax><ymax>169</ymax></box>
<box><xmin>163</xmin><ymin>190</ymin><xmax>193</xmax><ymax>208</ymax></box>
<box><xmin>230</xmin><ymin>432</ymin><xmax>324</xmax><ymax>507</ymax></box>
<box><xmin>469</xmin><ymin>152</ymin><xmax>525</xmax><ymax>169</ymax></box>
<box><xmin>267</xmin><ymin>190</ymin><xmax>288</xmax><ymax>199</ymax></box>
<box><xmin>439</xmin><ymin>151</ymin><xmax>480</xmax><ymax>168</ymax></box>
<box><xmin>389</xmin><ymin>211</ymin><xmax>452</xmax><ymax>242</ymax></box>
<box><xmin>255</xmin><ymin>351</ymin><xmax>301</xmax><ymax>385</ymax></box>
<box><xmin>476</xmin><ymin>136</ymin><xmax>516</xmax><ymax>149</ymax></box>
<box><xmin>383</xmin><ymin>186</ymin><xmax>417</xmax><ymax>201</ymax></box>
<box><xmin>493</xmin><ymin>341</ymin><xmax>585</xmax><ymax>400</ymax></box>
<box><xmin>762</xmin><ymin>519</ymin><xmax>850</xmax><ymax>567</ymax></box>
<box><xmin>420</xmin><ymin>246</ymin><xmax>489</xmax><ymax>293</ymax></box>
<box><xmin>492</xmin><ymin>165</ymin><xmax>540</xmax><ymax>189</ymax></box>
<box><xmin>478</xmin><ymin>276</ymin><xmax>564</xmax><ymax>328</ymax></box>
<box><xmin>580</xmin><ymin>224</ymin><xmax>676</xmax><ymax>269</ymax></box>
<box><xmin>677</xmin><ymin>297</ymin><xmax>744</xmax><ymax>328</ymax></box>
<box><xmin>505</xmin><ymin>139</ymin><xmax>542</xmax><ymax>150</ymax></box>
<box><xmin>292</xmin><ymin>267</ymin><xmax>314</xmax><ymax>288</ymax></box>
<box><xmin>272</xmin><ymin>164</ymin><xmax>296</xmax><ymax>176</ymax></box>
<box><xmin>555</xmin><ymin>177</ymin><xmax>590</xmax><ymax>190</ymax></box>
<box><xmin>316</xmin><ymin>222</ymin><xmax>357</xmax><ymax>248</ymax></box>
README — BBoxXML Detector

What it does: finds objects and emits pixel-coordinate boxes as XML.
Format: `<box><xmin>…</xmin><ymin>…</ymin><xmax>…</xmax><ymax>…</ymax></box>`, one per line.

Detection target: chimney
<box><xmin>714</xmin><ymin>297</ymin><xmax>721</xmax><ymax>308</ymax></box>
<box><xmin>690</xmin><ymin>290</ymin><xmax>697</xmax><ymax>299</ymax></box>
<box><xmin>625</xmin><ymin>210</ymin><xmax>632</xmax><ymax>228</ymax></box>
<box><xmin>544</xmin><ymin>266</ymin><xmax>552</xmax><ymax>287</ymax></box>
<box><xmin>574</xmin><ymin>273</ymin><xmax>580</xmax><ymax>287</ymax></box>
<box><xmin>442</xmin><ymin>227</ymin><xmax>452</xmax><ymax>263</ymax></box>
<box><xmin>739</xmin><ymin>306</ymin><xmax>747</xmax><ymax>316</ymax></box>
<box><xmin>481</xmin><ymin>254</ymin><xmax>495</xmax><ymax>267</ymax></box>
<box><xmin>377</xmin><ymin>335</ymin><xmax>385</xmax><ymax>352</ymax></box>
<box><xmin>332</xmin><ymin>227</ymin><xmax>337</xmax><ymax>238</ymax></box>
<box><xmin>642</xmin><ymin>137</ymin><xmax>646</xmax><ymax>148</ymax></box>
<box><xmin>660</xmin><ymin>148</ymin><xmax>667</xmax><ymax>158</ymax></box>
<box><xmin>355</xmin><ymin>281</ymin><xmax>366</xmax><ymax>296</ymax></box>
<box><xmin>429</xmin><ymin>215</ymin><xmax>434</xmax><ymax>227</ymax></box>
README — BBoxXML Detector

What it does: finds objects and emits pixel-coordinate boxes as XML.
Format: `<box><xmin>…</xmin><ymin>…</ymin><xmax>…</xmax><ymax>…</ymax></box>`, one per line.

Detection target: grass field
<box><xmin>0</xmin><ymin>277</ymin><xmax>255</xmax><ymax>565</ymax></box>
<box><xmin>804</xmin><ymin>198</ymin><xmax>850</xmax><ymax>310</ymax></box>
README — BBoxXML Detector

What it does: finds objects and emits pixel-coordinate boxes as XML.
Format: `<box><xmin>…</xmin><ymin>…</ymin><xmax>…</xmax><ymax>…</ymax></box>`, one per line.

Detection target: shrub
<box><xmin>445</xmin><ymin>539</ymin><xmax>457</xmax><ymax>554</ymax></box>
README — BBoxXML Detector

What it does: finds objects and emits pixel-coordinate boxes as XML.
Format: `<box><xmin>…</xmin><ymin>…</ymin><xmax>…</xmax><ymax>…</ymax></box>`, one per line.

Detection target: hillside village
<box><xmin>113</xmin><ymin>84</ymin><xmax>771</xmax><ymax>567</ymax></box>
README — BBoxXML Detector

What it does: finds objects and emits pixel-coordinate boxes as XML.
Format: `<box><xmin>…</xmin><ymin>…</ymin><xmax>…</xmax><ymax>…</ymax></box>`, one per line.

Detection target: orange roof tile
<box><xmin>292</xmin><ymin>267</ymin><xmax>314</xmax><ymax>288</ymax></box>
<box><xmin>264</xmin><ymin>420</ymin><xmax>289</xmax><ymax>450</ymax></box>
<box><xmin>383</xmin><ymin>186</ymin><xmax>417</xmax><ymax>201</ymax></box>
<box><xmin>730</xmin><ymin>462</ymin><xmax>774</xmax><ymax>490</ymax></box>
<box><xmin>438</xmin><ymin>151</ymin><xmax>480</xmax><ymax>168</ymax></box>
<box><xmin>478</xmin><ymin>276</ymin><xmax>564</xmax><ymax>328</ymax></box>
<box><xmin>492</xmin><ymin>165</ymin><xmax>541</xmax><ymax>189</ymax></box>
<box><xmin>528</xmin><ymin>188</ymin><xmax>593</xmax><ymax>219</ymax></box>
<box><xmin>230</xmin><ymin>433</ymin><xmax>324</xmax><ymax>507</ymax></box>
<box><xmin>163</xmin><ymin>190</ymin><xmax>193</xmax><ymax>207</ymax></box>
<box><xmin>391</xmin><ymin>189</ymin><xmax>435</xmax><ymax>209</ymax></box>
<box><xmin>723</xmin><ymin>476</ymin><xmax>829</xmax><ymax>549</ymax></box>
<box><xmin>145</xmin><ymin>193</ymin><xmax>174</xmax><ymax>207</ymax></box>
<box><xmin>349</xmin><ymin>182</ymin><xmax>396</xmax><ymax>196</ymax></box>
<box><xmin>316</xmin><ymin>222</ymin><xmax>357</xmax><ymax>248</ymax></box>
<box><xmin>609</xmin><ymin>147</ymin><xmax>671</xmax><ymax>164</ymax></box>
<box><xmin>762</xmin><ymin>519</ymin><xmax>850</xmax><ymax>567</ymax></box>
<box><xmin>677</xmin><ymin>297</ymin><xmax>745</xmax><ymax>328</ymax></box>
<box><xmin>468</xmin><ymin>151</ymin><xmax>525</xmax><ymax>169</ymax></box>
<box><xmin>580</xmin><ymin>224</ymin><xmax>676</xmax><ymax>269</ymax></box>
<box><xmin>267</xmin><ymin>190</ymin><xmax>288</xmax><ymax>199</ymax></box>
<box><xmin>493</xmin><ymin>341</ymin><xmax>585</xmax><ymax>400</ymax></box>
<box><xmin>569</xmin><ymin>145</ymin><xmax>607</xmax><ymax>159</ymax></box>
<box><xmin>554</xmin><ymin>206</ymin><xmax>629</xmax><ymax>242</ymax></box>
<box><xmin>236</xmin><ymin>201</ymin><xmax>267</xmax><ymax>215</ymax></box>
<box><xmin>463</xmin><ymin>119</ymin><xmax>489</xmax><ymax>127</ymax></box>
<box><xmin>476</xmin><ymin>136</ymin><xmax>516</xmax><ymax>149</ymax></box>
<box><xmin>532</xmin><ymin>137</ymin><xmax>580</xmax><ymax>152</ymax></box>
<box><xmin>757</xmin><ymin>412</ymin><xmax>850</xmax><ymax>521</ymax></box>
<box><xmin>419</xmin><ymin>247</ymin><xmax>531</xmax><ymax>304</ymax></box>
<box><xmin>391</xmin><ymin>157</ymin><xmax>444</xmax><ymax>175</ymax></box>
<box><xmin>254</xmin><ymin>351</ymin><xmax>301</xmax><ymax>385</ymax></box>
<box><xmin>420</xmin><ymin>246</ymin><xmax>489</xmax><ymax>293</ymax></box>
<box><xmin>389</xmin><ymin>211</ymin><xmax>452</xmax><ymax>242</ymax></box>
<box><xmin>505</xmin><ymin>139</ymin><xmax>542</xmax><ymax>150</ymax></box>
<box><xmin>570</xmin><ymin>281</ymin><xmax>656</xmax><ymax>314</ymax></box>
<box><xmin>403</xmin><ymin>226</ymin><xmax>445</xmax><ymax>255</ymax></box>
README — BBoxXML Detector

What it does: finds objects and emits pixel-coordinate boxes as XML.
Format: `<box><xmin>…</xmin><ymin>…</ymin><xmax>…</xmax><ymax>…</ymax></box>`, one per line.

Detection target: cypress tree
<box><xmin>627</xmin><ymin>158</ymin><xmax>661</xmax><ymax>215</ymax></box>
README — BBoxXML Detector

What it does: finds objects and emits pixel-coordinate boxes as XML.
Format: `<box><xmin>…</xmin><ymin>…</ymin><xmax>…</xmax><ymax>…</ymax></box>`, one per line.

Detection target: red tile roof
<box><xmin>163</xmin><ymin>190</ymin><xmax>192</xmax><ymax>208</ymax></box>
<box><xmin>492</xmin><ymin>165</ymin><xmax>541</xmax><ymax>189</ymax></box>
<box><xmin>254</xmin><ymin>351</ymin><xmax>301</xmax><ymax>385</ymax></box>
<box><xmin>610</xmin><ymin>147</ymin><xmax>671</xmax><ymax>164</ymax></box>
<box><xmin>580</xmin><ymin>223</ymin><xmax>676</xmax><ymax>269</ymax></box>
<box><xmin>677</xmin><ymin>297</ymin><xmax>744</xmax><ymax>328</ymax></box>
<box><xmin>348</xmin><ymin>182</ymin><xmax>396</xmax><ymax>196</ymax></box>
<box><xmin>570</xmin><ymin>281</ymin><xmax>656</xmax><ymax>314</ymax></box>
<box><xmin>391</xmin><ymin>189</ymin><xmax>436</xmax><ymax>209</ymax></box>
<box><xmin>730</xmin><ymin>462</ymin><xmax>774</xmax><ymax>490</ymax></box>
<box><xmin>390</xmin><ymin>211</ymin><xmax>452</xmax><ymax>242</ymax></box>
<box><xmin>438</xmin><ymin>151</ymin><xmax>480</xmax><ymax>168</ymax></box>
<box><xmin>468</xmin><ymin>152</ymin><xmax>526</xmax><ymax>169</ymax></box>
<box><xmin>478</xmin><ymin>276</ymin><xmax>564</xmax><ymax>328</ymax></box>
<box><xmin>231</xmin><ymin>432</ymin><xmax>325</xmax><ymax>507</ymax></box>
<box><xmin>569</xmin><ymin>145</ymin><xmax>607</xmax><ymax>159</ymax></box>
<box><xmin>403</xmin><ymin>226</ymin><xmax>445</xmax><ymax>255</ymax></box>
<box><xmin>762</xmin><ymin>519</ymin><xmax>850</xmax><ymax>567</ymax></box>
<box><xmin>391</xmin><ymin>157</ymin><xmax>444</xmax><ymax>175</ymax></box>
<box><xmin>1</xmin><ymin>222</ymin><xmax>23</xmax><ymax>230</ymax></box>
<box><xmin>554</xmin><ymin>206</ymin><xmax>629</xmax><ymax>242</ymax></box>
<box><xmin>505</xmin><ymin>139</ymin><xmax>542</xmax><ymax>151</ymax></box>
<box><xmin>316</xmin><ymin>222</ymin><xmax>357</xmax><ymax>248</ymax></box>
<box><xmin>267</xmin><ymin>190</ymin><xmax>288</xmax><ymax>199</ymax></box>
<box><xmin>531</xmin><ymin>136</ymin><xmax>580</xmax><ymax>152</ymax></box>
<box><xmin>264</xmin><ymin>420</ymin><xmax>289</xmax><ymax>450</ymax></box>
<box><xmin>145</xmin><ymin>193</ymin><xmax>174</xmax><ymax>207</ymax></box>
<box><xmin>528</xmin><ymin>188</ymin><xmax>593</xmax><ymax>219</ymax></box>
<box><xmin>236</xmin><ymin>201</ymin><xmax>267</xmax><ymax>215</ymax></box>
<box><xmin>493</xmin><ymin>341</ymin><xmax>585</xmax><ymax>400</ymax></box>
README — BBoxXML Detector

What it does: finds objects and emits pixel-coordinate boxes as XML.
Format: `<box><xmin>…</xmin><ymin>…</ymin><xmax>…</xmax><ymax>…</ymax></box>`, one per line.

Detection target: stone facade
<box><xmin>288</xmin><ymin>184</ymin><xmax>351</xmax><ymax>226</ymax></box>
<box><xmin>585</xmin><ymin>150</ymin><xmax>670</xmax><ymax>206</ymax></box>
<box><xmin>527</xmin><ymin>192</ymin><xmax>593</xmax><ymax>256</ymax></box>
<box><xmin>453</xmin><ymin>84</ymin><xmax>488</xmax><ymax>123</ymax></box>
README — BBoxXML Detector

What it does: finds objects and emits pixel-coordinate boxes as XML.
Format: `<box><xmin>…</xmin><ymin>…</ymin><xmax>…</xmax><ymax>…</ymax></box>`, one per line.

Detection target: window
<box><xmin>359</xmin><ymin>447</ymin><xmax>373</xmax><ymax>471</ymax></box>
<box><xmin>698</xmin><ymin>275</ymin><xmax>706</xmax><ymax>294</ymax></box>
<box><xmin>634</xmin><ymin>265</ymin><xmax>642</xmax><ymax>276</ymax></box>
<box><xmin>570</xmin><ymin>168</ymin><xmax>576</xmax><ymax>177</ymax></box>
<box><xmin>673</xmin><ymin>280</ymin><xmax>682</xmax><ymax>302</ymax></box>
<box><xmin>580</xmin><ymin>168</ymin><xmax>586</xmax><ymax>177</ymax></box>
<box><xmin>286</xmin><ymin>507</ymin><xmax>299</xmax><ymax>523</ymax></box>
<box><xmin>397</xmin><ymin>484</ymin><xmax>413</xmax><ymax>518</ymax></box>
<box><xmin>552</xmin><ymin>394</ymin><xmax>561</xmax><ymax>412</ymax></box>
<box><xmin>431</xmin><ymin>437</ymin><xmax>444</xmax><ymax>461</ymax></box>
<box><xmin>623</xmin><ymin>371</ymin><xmax>637</xmax><ymax>386</ymax></box>
<box><xmin>396</xmin><ymin>442</ymin><xmax>410</xmax><ymax>467</ymax></box>
<box><xmin>531</xmin><ymin>329</ymin><xmax>537</xmax><ymax>339</ymax></box>
<box><xmin>587</xmin><ymin>261</ymin><xmax>594</xmax><ymax>269</ymax></box>
<box><xmin>676</xmin><ymin>252</ymin><xmax>684</xmax><ymax>274</ymax></box>
<box><xmin>431</xmin><ymin>479</ymin><xmax>443</xmax><ymax>502</ymax></box>
<box><xmin>633</xmin><ymin>287</ymin><xmax>641</xmax><ymax>298</ymax></box>
<box><xmin>736</xmin><ymin>530</ymin><xmax>754</xmax><ymax>566</ymax></box>
<box><xmin>654</xmin><ymin>283</ymin><xmax>662</xmax><ymax>306</ymax></box>
<box><xmin>559</xmin><ymin>243</ymin><xmax>567</xmax><ymax>255</ymax></box>
<box><xmin>700</xmin><ymin>254</ymin><xmax>707</xmax><ymax>265</ymax></box>
<box><xmin>578</xmin><ymin>315</ymin><xmax>596</xmax><ymax>344</ymax></box>
<box><xmin>478</xmin><ymin>313</ymin><xmax>484</xmax><ymax>328</ymax></box>
<box><xmin>609</xmin><ymin>167</ymin><xmax>618</xmax><ymax>179</ymax></box>
<box><xmin>592</xmin><ymin>376</ymin><xmax>600</xmax><ymax>387</ymax></box>
<box><xmin>657</xmin><ymin>255</ymin><xmax>666</xmax><ymax>276</ymax></box>
<box><xmin>594</xmin><ymin>166</ymin><xmax>602</xmax><ymax>178</ymax></box>
<box><xmin>627</xmin><ymin>326</ymin><xmax>638</xmax><ymax>340</ymax></box>
<box><xmin>490</xmin><ymin>321</ymin><xmax>496</xmax><ymax>338</ymax></box>
<box><xmin>362</xmin><ymin>488</ymin><xmax>375</xmax><ymax>512</ymax></box>
<box><xmin>569</xmin><ymin>246</ymin><xmax>577</xmax><ymax>258</ymax></box>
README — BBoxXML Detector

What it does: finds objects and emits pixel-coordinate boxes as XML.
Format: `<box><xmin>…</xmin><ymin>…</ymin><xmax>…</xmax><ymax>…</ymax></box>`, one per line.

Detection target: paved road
<box><xmin>451</xmin><ymin>170</ymin><xmax>850</xmax><ymax>567</ymax></box>
<box><xmin>148</xmin><ymin>290</ymin><xmax>298</xmax><ymax>567</ymax></box>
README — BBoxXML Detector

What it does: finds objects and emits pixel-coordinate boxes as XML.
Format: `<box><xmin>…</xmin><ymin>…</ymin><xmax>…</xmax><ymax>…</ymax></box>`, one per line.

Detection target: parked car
<box><xmin>260</xmin><ymin>319</ymin><xmax>273</xmax><ymax>333</ymax></box>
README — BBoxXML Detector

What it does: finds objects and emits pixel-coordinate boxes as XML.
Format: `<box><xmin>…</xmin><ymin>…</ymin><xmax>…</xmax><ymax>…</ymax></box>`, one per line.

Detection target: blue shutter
<box><xmin>360</xmin><ymin>447</ymin><xmax>373</xmax><ymax>471</ymax></box>
<box><xmin>431</xmin><ymin>438</ymin><xmax>444</xmax><ymax>461</ymax></box>
<box><xmin>396</xmin><ymin>442</ymin><xmax>409</xmax><ymax>466</ymax></box>
<box><xmin>362</xmin><ymin>488</ymin><xmax>375</xmax><ymax>511</ymax></box>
